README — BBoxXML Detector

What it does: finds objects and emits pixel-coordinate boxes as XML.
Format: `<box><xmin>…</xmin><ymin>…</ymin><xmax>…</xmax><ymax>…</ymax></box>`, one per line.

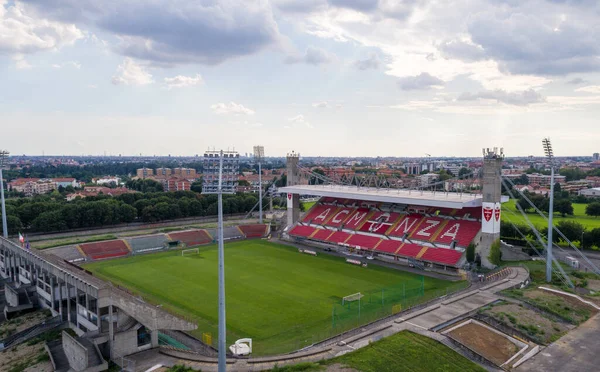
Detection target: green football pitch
<box><xmin>502</xmin><ymin>199</ymin><xmax>600</xmax><ymax>229</ymax></box>
<box><xmin>85</xmin><ymin>240</ymin><xmax>459</xmax><ymax>355</ymax></box>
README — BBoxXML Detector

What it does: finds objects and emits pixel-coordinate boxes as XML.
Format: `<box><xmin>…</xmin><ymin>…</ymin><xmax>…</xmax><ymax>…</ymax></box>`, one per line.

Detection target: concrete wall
<box><xmin>112</xmin><ymin>328</ymin><xmax>142</xmax><ymax>359</ymax></box>
<box><xmin>4</xmin><ymin>284</ymin><xmax>18</xmax><ymax>307</ymax></box>
<box><xmin>63</xmin><ymin>331</ymin><xmax>88</xmax><ymax>372</ymax></box>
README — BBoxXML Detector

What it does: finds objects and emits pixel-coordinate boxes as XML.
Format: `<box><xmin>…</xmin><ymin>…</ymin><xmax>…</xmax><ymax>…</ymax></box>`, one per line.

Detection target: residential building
<box><xmin>155</xmin><ymin>168</ymin><xmax>172</xmax><ymax>177</ymax></box>
<box><xmin>136</xmin><ymin>168</ymin><xmax>154</xmax><ymax>178</ymax></box>
<box><xmin>8</xmin><ymin>178</ymin><xmax>57</xmax><ymax>196</ymax></box>
<box><xmin>503</xmin><ymin>172</ymin><xmax>566</xmax><ymax>186</ymax></box>
<box><xmin>173</xmin><ymin>168</ymin><xmax>197</xmax><ymax>178</ymax></box>
<box><xmin>53</xmin><ymin>178</ymin><xmax>79</xmax><ymax>188</ymax></box>
<box><xmin>593</xmin><ymin>153</ymin><xmax>599</xmax><ymax>161</ymax></box>
<box><xmin>159</xmin><ymin>178</ymin><xmax>191</xmax><ymax>191</ymax></box>
<box><xmin>66</xmin><ymin>187</ymin><xmax>136</xmax><ymax>201</ymax></box>
<box><xmin>94</xmin><ymin>176</ymin><xmax>121</xmax><ymax>186</ymax></box>
<box><xmin>586</xmin><ymin>176</ymin><xmax>600</xmax><ymax>187</ymax></box>
<box><xmin>579</xmin><ymin>188</ymin><xmax>600</xmax><ymax>198</ymax></box>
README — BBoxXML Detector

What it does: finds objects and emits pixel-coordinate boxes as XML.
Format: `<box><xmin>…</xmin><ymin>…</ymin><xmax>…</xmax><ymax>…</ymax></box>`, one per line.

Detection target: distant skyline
<box><xmin>1</xmin><ymin>0</ymin><xmax>600</xmax><ymax>158</ymax></box>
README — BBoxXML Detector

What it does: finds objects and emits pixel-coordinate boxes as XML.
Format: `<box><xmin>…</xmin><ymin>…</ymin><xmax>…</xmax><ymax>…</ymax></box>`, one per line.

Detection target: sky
<box><xmin>1</xmin><ymin>0</ymin><xmax>600</xmax><ymax>158</ymax></box>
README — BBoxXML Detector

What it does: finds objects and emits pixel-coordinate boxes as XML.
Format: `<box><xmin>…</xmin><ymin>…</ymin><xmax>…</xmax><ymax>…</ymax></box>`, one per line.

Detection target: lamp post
<box><xmin>0</xmin><ymin>150</ymin><xmax>9</xmax><ymax>238</ymax></box>
<box><xmin>543</xmin><ymin>138</ymin><xmax>554</xmax><ymax>283</ymax></box>
<box><xmin>203</xmin><ymin>150</ymin><xmax>239</xmax><ymax>372</ymax></box>
<box><xmin>581</xmin><ymin>231</ymin><xmax>585</xmax><ymax>250</ymax></box>
<box><xmin>253</xmin><ymin>146</ymin><xmax>264</xmax><ymax>224</ymax></box>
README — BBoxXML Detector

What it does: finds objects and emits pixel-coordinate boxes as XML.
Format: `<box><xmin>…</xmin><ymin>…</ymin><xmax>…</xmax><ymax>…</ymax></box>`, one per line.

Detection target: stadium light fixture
<box><xmin>202</xmin><ymin>149</ymin><xmax>239</xmax><ymax>372</ymax></box>
<box><xmin>0</xmin><ymin>150</ymin><xmax>9</xmax><ymax>238</ymax></box>
<box><xmin>542</xmin><ymin>138</ymin><xmax>554</xmax><ymax>283</ymax></box>
<box><xmin>253</xmin><ymin>146</ymin><xmax>265</xmax><ymax>223</ymax></box>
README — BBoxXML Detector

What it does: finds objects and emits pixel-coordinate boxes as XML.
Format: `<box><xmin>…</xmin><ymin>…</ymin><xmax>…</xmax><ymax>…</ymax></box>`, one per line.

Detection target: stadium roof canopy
<box><xmin>279</xmin><ymin>185</ymin><xmax>509</xmax><ymax>209</ymax></box>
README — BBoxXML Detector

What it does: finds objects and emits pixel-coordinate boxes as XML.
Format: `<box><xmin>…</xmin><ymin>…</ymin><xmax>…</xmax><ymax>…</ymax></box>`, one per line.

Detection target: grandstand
<box><xmin>127</xmin><ymin>234</ymin><xmax>169</xmax><ymax>253</ymax></box>
<box><xmin>238</xmin><ymin>224</ymin><xmax>269</xmax><ymax>238</ymax></box>
<box><xmin>287</xmin><ymin>197</ymin><xmax>484</xmax><ymax>269</ymax></box>
<box><xmin>78</xmin><ymin>240</ymin><xmax>131</xmax><ymax>260</ymax></box>
<box><xmin>167</xmin><ymin>230</ymin><xmax>213</xmax><ymax>247</ymax></box>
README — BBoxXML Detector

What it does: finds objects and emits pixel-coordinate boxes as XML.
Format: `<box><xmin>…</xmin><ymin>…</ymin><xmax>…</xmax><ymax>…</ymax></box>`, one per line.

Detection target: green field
<box><xmin>502</xmin><ymin>199</ymin><xmax>600</xmax><ymax>230</ymax></box>
<box><xmin>85</xmin><ymin>240</ymin><xmax>458</xmax><ymax>355</ymax></box>
<box><xmin>322</xmin><ymin>330</ymin><xmax>486</xmax><ymax>372</ymax></box>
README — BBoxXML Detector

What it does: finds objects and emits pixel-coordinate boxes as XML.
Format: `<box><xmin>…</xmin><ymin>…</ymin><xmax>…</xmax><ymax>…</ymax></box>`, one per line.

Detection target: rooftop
<box><xmin>279</xmin><ymin>184</ymin><xmax>509</xmax><ymax>208</ymax></box>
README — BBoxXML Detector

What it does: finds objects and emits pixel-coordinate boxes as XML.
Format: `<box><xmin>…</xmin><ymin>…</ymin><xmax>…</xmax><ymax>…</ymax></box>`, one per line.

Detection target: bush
<box><xmin>488</xmin><ymin>239</ymin><xmax>502</xmax><ymax>266</ymax></box>
<box><xmin>466</xmin><ymin>243</ymin><xmax>475</xmax><ymax>263</ymax></box>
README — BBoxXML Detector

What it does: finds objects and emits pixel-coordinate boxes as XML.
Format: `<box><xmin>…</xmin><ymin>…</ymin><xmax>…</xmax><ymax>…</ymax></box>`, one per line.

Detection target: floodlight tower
<box><xmin>203</xmin><ymin>149</ymin><xmax>239</xmax><ymax>372</ymax></box>
<box><xmin>253</xmin><ymin>146</ymin><xmax>265</xmax><ymax>223</ymax></box>
<box><xmin>543</xmin><ymin>138</ymin><xmax>555</xmax><ymax>283</ymax></box>
<box><xmin>0</xmin><ymin>150</ymin><xmax>9</xmax><ymax>238</ymax></box>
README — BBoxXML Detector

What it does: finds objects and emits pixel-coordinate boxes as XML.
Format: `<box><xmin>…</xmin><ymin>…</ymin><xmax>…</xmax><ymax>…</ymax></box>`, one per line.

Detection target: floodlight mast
<box><xmin>542</xmin><ymin>138</ymin><xmax>554</xmax><ymax>283</ymax></box>
<box><xmin>253</xmin><ymin>146</ymin><xmax>265</xmax><ymax>223</ymax></box>
<box><xmin>0</xmin><ymin>150</ymin><xmax>8</xmax><ymax>238</ymax></box>
<box><xmin>203</xmin><ymin>149</ymin><xmax>239</xmax><ymax>372</ymax></box>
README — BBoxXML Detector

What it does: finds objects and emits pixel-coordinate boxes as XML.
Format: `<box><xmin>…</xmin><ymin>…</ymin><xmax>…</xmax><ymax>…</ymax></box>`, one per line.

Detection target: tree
<box><xmin>466</xmin><ymin>243</ymin><xmax>475</xmax><ymax>263</ymax></box>
<box><xmin>238</xmin><ymin>180</ymin><xmax>250</xmax><ymax>187</ymax></box>
<box><xmin>309</xmin><ymin>168</ymin><xmax>326</xmax><ymax>185</ymax></box>
<box><xmin>554</xmin><ymin>199</ymin><xmax>574</xmax><ymax>217</ymax></box>
<box><xmin>458</xmin><ymin>167</ymin><xmax>471</xmax><ymax>177</ymax></box>
<box><xmin>190</xmin><ymin>180</ymin><xmax>203</xmax><ymax>193</ymax></box>
<box><xmin>514</xmin><ymin>174</ymin><xmax>529</xmax><ymax>185</ymax></box>
<box><xmin>488</xmin><ymin>239</ymin><xmax>502</xmax><ymax>266</ymax></box>
<box><xmin>555</xmin><ymin>220</ymin><xmax>585</xmax><ymax>243</ymax></box>
<box><xmin>586</xmin><ymin>202</ymin><xmax>600</xmax><ymax>218</ymax></box>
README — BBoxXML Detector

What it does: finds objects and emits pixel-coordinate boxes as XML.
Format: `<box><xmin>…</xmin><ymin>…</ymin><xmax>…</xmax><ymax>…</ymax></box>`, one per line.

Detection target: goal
<box><xmin>181</xmin><ymin>248</ymin><xmax>200</xmax><ymax>256</ymax></box>
<box><xmin>342</xmin><ymin>292</ymin><xmax>364</xmax><ymax>306</ymax></box>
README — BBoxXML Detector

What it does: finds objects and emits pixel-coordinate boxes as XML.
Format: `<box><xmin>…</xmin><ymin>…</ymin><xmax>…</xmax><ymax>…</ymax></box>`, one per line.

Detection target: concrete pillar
<box><xmin>96</xmin><ymin>301</ymin><xmax>101</xmax><ymax>330</ymax></box>
<box><xmin>108</xmin><ymin>305</ymin><xmax>114</xmax><ymax>358</ymax></box>
<box><xmin>66</xmin><ymin>280</ymin><xmax>71</xmax><ymax>324</ymax></box>
<box><xmin>57</xmin><ymin>279</ymin><xmax>63</xmax><ymax>319</ymax></box>
<box><xmin>286</xmin><ymin>152</ymin><xmax>301</xmax><ymax>227</ymax></box>
<box><xmin>151</xmin><ymin>329</ymin><xmax>159</xmax><ymax>347</ymax></box>
<box><xmin>50</xmin><ymin>276</ymin><xmax>56</xmax><ymax>313</ymax></box>
<box><xmin>478</xmin><ymin>147</ymin><xmax>504</xmax><ymax>269</ymax></box>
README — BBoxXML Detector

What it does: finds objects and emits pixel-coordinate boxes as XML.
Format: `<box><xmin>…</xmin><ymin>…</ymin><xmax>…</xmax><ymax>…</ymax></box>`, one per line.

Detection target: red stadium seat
<box><xmin>421</xmin><ymin>247</ymin><xmax>463</xmax><ymax>265</ymax></box>
<box><xmin>388</xmin><ymin>215</ymin><xmax>423</xmax><ymax>238</ymax></box>
<box><xmin>343</xmin><ymin>208</ymin><xmax>371</xmax><ymax>229</ymax></box>
<box><xmin>238</xmin><ymin>224</ymin><xmax>268</xmax><ymax>238</ymax></box>
<box><xmin>168</xmin><ymin>230</ymin><xmax>213</xmax><ymax>246</ymax></box>
<box><xmin>325</xmin><ymin>207</ymin><xmax>356</xmax><ymax>227</ymax></box>
<box><xmin>410</xmin><ymin>217</ymin><xmax>445</xmax><ymax>242</ymax></box>
<box><xmin>289</xmin><ymin>225</ymin><xmax>316</xmax><ymax>238</ymax></box>
<box><xmin>327</xmin><ymin>231</ymin><xmax>351</xmax><ymax>244</ymax></box>
<box><xmin>79</xmin><ymin>240</ymin><xmax>130</xmax><ymax>260</ymax></box>
<box><xmin>312</xmin><ymin>228</ymin><xmax>333</xmax><ymax>241</ymax></box>
<box><xmin>374</xmin><ymin>239</ymin><xmax>402</xmax><ymax>254</ymax></box>
<box><xmin>434</xmin><ymin>220</ymin><xmax>480</xmax><ymax>247</ymax></box>
<box><xmin>396</xmin><ymin>243</ymin><xmax>423</xmax><ymax>258</ymax></box>
<box><xmin>346</xmin><ymin>234</ymin><xmax>381</xmax><ymax>250</ymax></box>
<box><xmin>359</xmin><ymin>212</ymin><xmax>402</xmax><ymax>234</ymax></box>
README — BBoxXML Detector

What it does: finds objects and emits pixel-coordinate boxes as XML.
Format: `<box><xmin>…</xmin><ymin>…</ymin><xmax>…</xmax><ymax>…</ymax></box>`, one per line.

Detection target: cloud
<box><xmin>575</xmin><ymin>86</ymin><xmax>600</xmax><ymax>94</ymax></box>
<box><xmin>439</xmin><ymin>39</ymin><xmax>486</xmax><ymax>61</ymax></box>
<box><xmin>111</xmin><ymin>58</ymin><xmax>153</xmax><ymax>86</ymax></box>
<box><xmin>273</xmin><ymin>0</ymin><xmax>327</xmax><ymax>13</ymax></box>
<box><xmin>20</xmin><ymin>0</ymin><xmax>281</xmax><ymax>66</ymax></box>
<box><xmin>164</xmin><ymin>74</ymin><xmax>203</xmax><ymax>89</ymax></box>
<box><xmin>288</xmin><ymin>114</ymin><xmax>313</xmax><ymax>128</ymax></box>
<box><xmin>457</xmin><ymin>89</ymin><xmax>545</xmax><ymax>106</ymax></box>
<box><xmin>354</xmin><ymin>53</ymin><xmax>380</xmax><ymax>70</ymax></box>
<box><xmin>312</xmin><ymin>101</ymin><xmax>329</xmax><ymax>108</ymax></box>
<box><xmin>12</xmin><ymin>55</ymin><xmax>31</xmax><ymax>69</ymax></box>
<box><xmin>567</xmin><ymin>77</ymin><xmax>588</xmax><ymax>85</ymax></box>
<box><xmin>52</xmin><ymin>61</ymin><xmax>81</xmax><ymax>69</ymax></box>
<box><xmin>328</xmin><ymin>0</ymin><xmax>379</xmax><ymax>12</ymax></box>
<box><xmin>285</xmin><ymin>46</ymin><xmax>335</xmax><ymax>65</ymax></box>
<box><xmin>397</xmin><ymin>73</ymin><xmax>444</xmax><ymax>90</ymax></box>
<box><xmin>0</xmin><ymin>1</ymin><xmax>83</xmax><ymax>57</ymax></box>
<box><xmin>211</xmin><ymin>102</ymin><xmax>255</xmax><ymax>115</ymax></box>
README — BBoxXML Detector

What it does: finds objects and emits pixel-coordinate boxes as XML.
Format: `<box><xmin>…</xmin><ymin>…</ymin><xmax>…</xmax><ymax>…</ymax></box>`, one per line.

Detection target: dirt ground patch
<box><xmin>0</xmin><ymin>310</ymin><xmax>52</xmax><ymax>339</ymax></box>
<box><xmin>586</xmin><ymin>279</ymin><xmax>600</xmax><ymax>292</ymax></box>
<box><xmin>0</xmin><ymin>342</ymin><xmax>52</xmax><ymax>372</ymax></box>
<box><xmin>325</xmin><ymin>363</ymin><xmax>360</xmax><ymax>372</ymax></box>
<box><xmin>484</xmin><ymin>303</ymin><xmax>573</xmax><ymax>344</ymax></box>
<box><xmin>448</xmin><ymin>322</ymin><xmax>519</xmax><ymax>366</ymax></box>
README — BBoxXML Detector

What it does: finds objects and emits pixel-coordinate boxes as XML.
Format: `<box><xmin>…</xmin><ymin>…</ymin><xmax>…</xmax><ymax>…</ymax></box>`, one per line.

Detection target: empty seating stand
<box><xmin>168</xmin><ymin>230</ymin><xmax>213</xmax><ymax>247</ymax></box>
<box><xmin>238</xmin><ymin>224</ymin><xmax>268</xmax><ymax>238</ymax></box>
<box><xmin>289</xmin><ymin>225</ymin><xmax>316</xmax><ymax>238</ymax></box>
<box><xmin>127</xmin><ymin>234</ymin><xmax>168</xmax><ymax>253</ymax></box>
<box><xmin>421</xmin><ymin>247</ymin><xmax>463</xmax><ymax>266</ymax></box>
<box><xmin>79</xmin><ymin>240</ymin><xmax>130</xmax><ymax>260</ymax></box>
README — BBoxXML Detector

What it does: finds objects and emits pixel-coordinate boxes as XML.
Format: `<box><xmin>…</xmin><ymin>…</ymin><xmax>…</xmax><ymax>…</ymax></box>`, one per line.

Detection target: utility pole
<box><xmin>543</xmin><ymin>138</ymin><xmax>555</xmax><ymax>283</ymax></box>
<box><xmin>0</xmin><ymin>150</ymin><xmax>9</xmax><ymax>238</ymax></box>
<box><xmin>203</xmin><ymin>150</ymin><xmax>239</xmax><ymax>372</ymax></box>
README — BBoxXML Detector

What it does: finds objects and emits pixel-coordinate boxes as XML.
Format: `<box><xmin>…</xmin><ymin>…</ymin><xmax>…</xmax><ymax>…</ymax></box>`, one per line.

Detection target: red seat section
<box><xmin>327</xmin><ymin>231</ymin><xmax>351</xmax><ymax>244</ymax></box>
<box><xmin>289</xmin><ymin>225</ymin><xmax>316</xmax><ymax>238</ymax></box>
<box><xmin>80</xmin><ymin>240</ymin><xmax>130</xmax><ymax>260</ymax></box>
<box><xmin>421</xmin><ymin>247</ymin><xmax>463</xmax><ymax>265</ymax></box>
<box><xmin>410</xmin><ymin>217</ymin><xmax>445</xmax><ymax>242</ymax></box>
<box><xmin>312</xmin><ymin>228</ymin><xmax>333</xmax><ymax>241</ymax></box>
<box><xmin>346</xmin><ymin>234</ymin><xmax>381</xmax><ymax>250</ymax></box>
<box><xmin>374</xmin><ymin>240</ymin><xmax>402</xmax><ymax>254</ymax></box>
<box><xmin>304</xmin><ymin>205</ymin><xmax>338</xmax><ymax>224</ymax></box>
<box><xmin>344</xmin><ymin>208</ymin><xmax>371</xmax><ymax>229</ymax></box>
<box><xmin>388</xmin><ymin>215</ymin><xmax>423</xmax><ymax>238</ymax></box>
<box><xmin>359</xmin><ymin>212</ymin><xmax>402</xmax><ymax>234</ymax></box>
<box><xmin>168</xmin><ymin>230</ymin><xmax>212</xmax><ymax>246</ymax></box>
<box><xmin>238</xmin><ymin>224</ymin><xmax>268</xmax><ymax>238</ymax></box>
<box><xmin>434</xmin><ymin>220</ymin><xmax>480</xmax><ymax>247</ymax></box>
<box><xmin>325</xmin><ymin>207</ymin><xmax>356</xmax><ymax>227</ymax></box>
<box><xmin>396</xmin><ymin>243</ymin><xmax>423</xmax><ymax>258</ymax></box>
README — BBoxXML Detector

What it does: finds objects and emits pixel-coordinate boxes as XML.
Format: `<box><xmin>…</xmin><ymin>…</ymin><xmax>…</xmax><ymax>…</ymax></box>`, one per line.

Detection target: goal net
<box><xmin>342</xmin><ymin>292</ymin><xmax>363</xmax><ymax>306</ymax></box>
<box><xmin>182</xmin><ymin>248</ymin><xmax>199</xmax><ymax>256</ymax></box>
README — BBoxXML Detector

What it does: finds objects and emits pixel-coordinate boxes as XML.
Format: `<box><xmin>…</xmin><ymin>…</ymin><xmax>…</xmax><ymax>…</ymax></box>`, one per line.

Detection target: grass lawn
<box><xmin>321</xmin><ymin>330</ymin><xmax>485</xmax><ymax>372</ymax></box>
<box><xmin>84</xmin><ymin>240</ymin><xmax>456</xmax><ymax>355</ymax></box>
<box><xmin>502</xmin><ymin>199</ymin><xmax>600</xmax><ymax>230</ymax></box>
<box><xmin>302</xmin><ymin>201</ymin><xmax>317</xmax><ymax>211</ymax></box>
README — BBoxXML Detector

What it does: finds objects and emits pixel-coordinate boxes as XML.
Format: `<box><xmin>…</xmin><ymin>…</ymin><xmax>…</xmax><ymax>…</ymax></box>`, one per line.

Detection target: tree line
<box><xmin>2</xmin><ymin>191</ymin><xmax>259</xmax><ymax>234</ymax></box>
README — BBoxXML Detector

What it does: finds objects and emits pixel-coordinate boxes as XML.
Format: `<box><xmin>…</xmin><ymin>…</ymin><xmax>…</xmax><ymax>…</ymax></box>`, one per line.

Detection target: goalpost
<box><xmin>342</xmin><ymin>292</ymin><xmax>364</xmax><ymax>306</ymax></box>
<box><xmin>181</xmin><ymin>248</ymin><xmax>200</xmax><ymax>256</ymax></box>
